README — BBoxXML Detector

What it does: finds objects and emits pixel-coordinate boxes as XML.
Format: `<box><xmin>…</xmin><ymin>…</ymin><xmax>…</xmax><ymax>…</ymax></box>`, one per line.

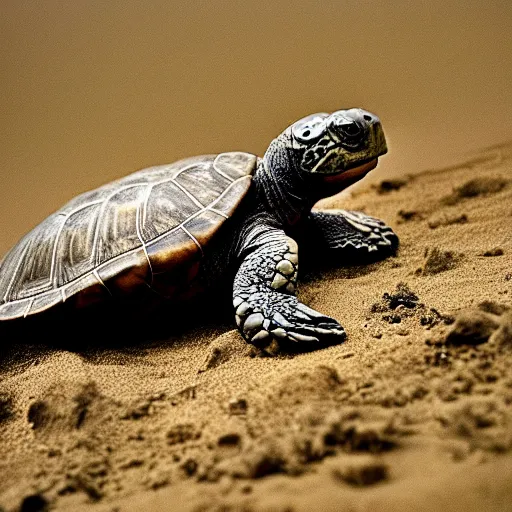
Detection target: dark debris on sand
<box><xmin>482</xmin><ymin>247</ymin><xmax>504</xmax><ymax>257</ymax></box>
<box><xmin>374</xmin><ymin>178</ymin><xmax>408</xmax><ymax>194</ymax></box>
<box><xmin>442</xmin><ymin>176</ymin><xmax>508</xmax><ymax>205</ymax></box>
<box><xmin>370</xmin><ymin>283</ymin><xmax>453</xmax><ymax>331</ymax></box>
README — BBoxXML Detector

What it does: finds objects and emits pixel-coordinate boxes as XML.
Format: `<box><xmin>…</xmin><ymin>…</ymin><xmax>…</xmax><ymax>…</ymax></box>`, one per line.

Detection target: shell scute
<box><xmin>214</xmin><ymin>152</ymin><xmax>257</xmax><ymax>181</ymax></box>
<box><xmin>175</xmin><ymin>163</ymin><xmax>230</xmax><ymax>205</ymax></box>
<box><xmin>140</xmin><ymin>180</ymin><xmax>200</xmax><ymax>241</ymax></box>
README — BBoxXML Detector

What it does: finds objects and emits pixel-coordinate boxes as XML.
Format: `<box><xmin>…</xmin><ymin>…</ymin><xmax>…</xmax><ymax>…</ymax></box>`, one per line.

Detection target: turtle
<box><xmin>0</xmin><ymin>108</ymin><xmax>398</xmax><ymax>353</ymax></box>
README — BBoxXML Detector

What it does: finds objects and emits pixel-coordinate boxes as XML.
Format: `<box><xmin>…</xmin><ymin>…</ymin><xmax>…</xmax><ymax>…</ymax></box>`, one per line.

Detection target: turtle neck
<box><xmin>253</xmin><ymin>139</ymin><xmax>315</xmax><ymax>227</ymax></box>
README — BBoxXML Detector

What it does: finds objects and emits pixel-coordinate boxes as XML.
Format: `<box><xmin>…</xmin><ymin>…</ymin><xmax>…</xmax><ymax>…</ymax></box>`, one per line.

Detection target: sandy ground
<box><xmin>0</xmin><ymin>143</ymin><xmax>511</xmax><ymax>512</ymax></box>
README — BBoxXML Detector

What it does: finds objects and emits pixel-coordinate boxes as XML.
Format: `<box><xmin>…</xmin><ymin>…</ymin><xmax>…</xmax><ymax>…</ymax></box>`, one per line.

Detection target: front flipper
<box><xmin>305</xmin><ymin>210</ymin><xmax>399</xmax><ymax>262</ymax></box>
<box><xmin>233</xmin><ymin>226</ymin><xmax>345</xmax><ymax>354</ymax></box>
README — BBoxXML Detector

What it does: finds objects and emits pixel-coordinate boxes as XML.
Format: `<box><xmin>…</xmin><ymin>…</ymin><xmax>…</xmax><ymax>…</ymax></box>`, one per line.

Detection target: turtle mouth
<box><xmin>322</xmin><ymin>157</ymin><xmax>379</xmax><ymax>184</ymax></box>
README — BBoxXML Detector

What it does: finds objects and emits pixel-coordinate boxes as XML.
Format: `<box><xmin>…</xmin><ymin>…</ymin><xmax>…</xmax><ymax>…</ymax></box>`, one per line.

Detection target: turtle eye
<box><xmin>292</xmin><ymin>117</ymin><xmax>327</xmax><ymax>144</ymax></box>
<box><xmin>336</xmin><ymin>120</ymin><xmax>363</xmax><ymax>138</ymax></box>
<box><xmin>329</xmin><ymin>117</ymin><xmax>369</xmax><ymax>150</ymax></box>
<box><xmin>340</xmin><ymin>123</ymin><xmax>362</xmax><ymax>137</ymax></box>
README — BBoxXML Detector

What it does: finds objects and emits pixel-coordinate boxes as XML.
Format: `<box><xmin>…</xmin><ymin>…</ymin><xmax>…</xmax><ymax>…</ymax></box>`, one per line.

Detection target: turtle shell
<box><xmin>0</xmin><ymin>152</ymin><xmax>256</xmax><ymax>320</ymax></box>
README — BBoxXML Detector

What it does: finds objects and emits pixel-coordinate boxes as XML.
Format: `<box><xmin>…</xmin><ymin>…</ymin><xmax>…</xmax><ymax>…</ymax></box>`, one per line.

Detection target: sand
<box><xmin>1</xmin><ymin>143</ymin><xmax>511</xmax><ymax>512</ymax></box>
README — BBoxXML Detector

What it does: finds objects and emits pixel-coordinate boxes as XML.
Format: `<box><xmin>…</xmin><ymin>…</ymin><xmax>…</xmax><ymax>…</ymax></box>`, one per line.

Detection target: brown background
<box><xmin>1</xmin><ymin>0</ymin><xmax>511</xmax><ymax>258</ymax></box>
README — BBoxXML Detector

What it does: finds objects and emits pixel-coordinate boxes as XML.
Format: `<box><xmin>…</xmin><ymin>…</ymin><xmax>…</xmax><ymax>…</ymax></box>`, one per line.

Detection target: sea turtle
<box><xmin>0</xmin><ymin>108</ymin><xmax>398</xmax><ymax>353</ymax></box>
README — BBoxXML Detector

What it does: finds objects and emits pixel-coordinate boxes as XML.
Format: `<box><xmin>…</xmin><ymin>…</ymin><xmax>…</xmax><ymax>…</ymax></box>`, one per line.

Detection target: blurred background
<box><xmin>1</xmin><ymin>0</ymin><xmax>511</xmax><ymax>257</ymax></box>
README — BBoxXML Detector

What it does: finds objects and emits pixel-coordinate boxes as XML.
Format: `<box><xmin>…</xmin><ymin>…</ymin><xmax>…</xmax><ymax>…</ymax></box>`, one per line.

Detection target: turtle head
<box><xmin>264</xmin><ymin>108</ymin><xmax>387</xmax><ymax>193</ymax></box>
<box><xmin>260</xmin><ymin>108</ymin><xmax>387</xmax><ymax>223</ymax></box>
<box><xmin>291</xmin><ymin>108</ymin><xmax>386</xmax><ymax>174</ymax></box>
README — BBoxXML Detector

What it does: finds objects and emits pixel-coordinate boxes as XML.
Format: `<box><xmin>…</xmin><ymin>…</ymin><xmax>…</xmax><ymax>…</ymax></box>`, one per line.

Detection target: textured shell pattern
<box><xmin>0</xmin><ymin>152</ymin><xmax>256</xmax><ymax>320</ymax></box>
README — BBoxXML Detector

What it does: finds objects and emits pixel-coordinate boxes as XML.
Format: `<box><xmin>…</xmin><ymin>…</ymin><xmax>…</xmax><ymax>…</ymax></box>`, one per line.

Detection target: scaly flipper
<box><xmin>304</xmin><ymin>210</ymin><xmax>398</xmax><ymax>261</ymax></box>
<box><xmin>233</xmin><ymin>225</ymin><xmax>345</xmax><ymax>354</ymax></box>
